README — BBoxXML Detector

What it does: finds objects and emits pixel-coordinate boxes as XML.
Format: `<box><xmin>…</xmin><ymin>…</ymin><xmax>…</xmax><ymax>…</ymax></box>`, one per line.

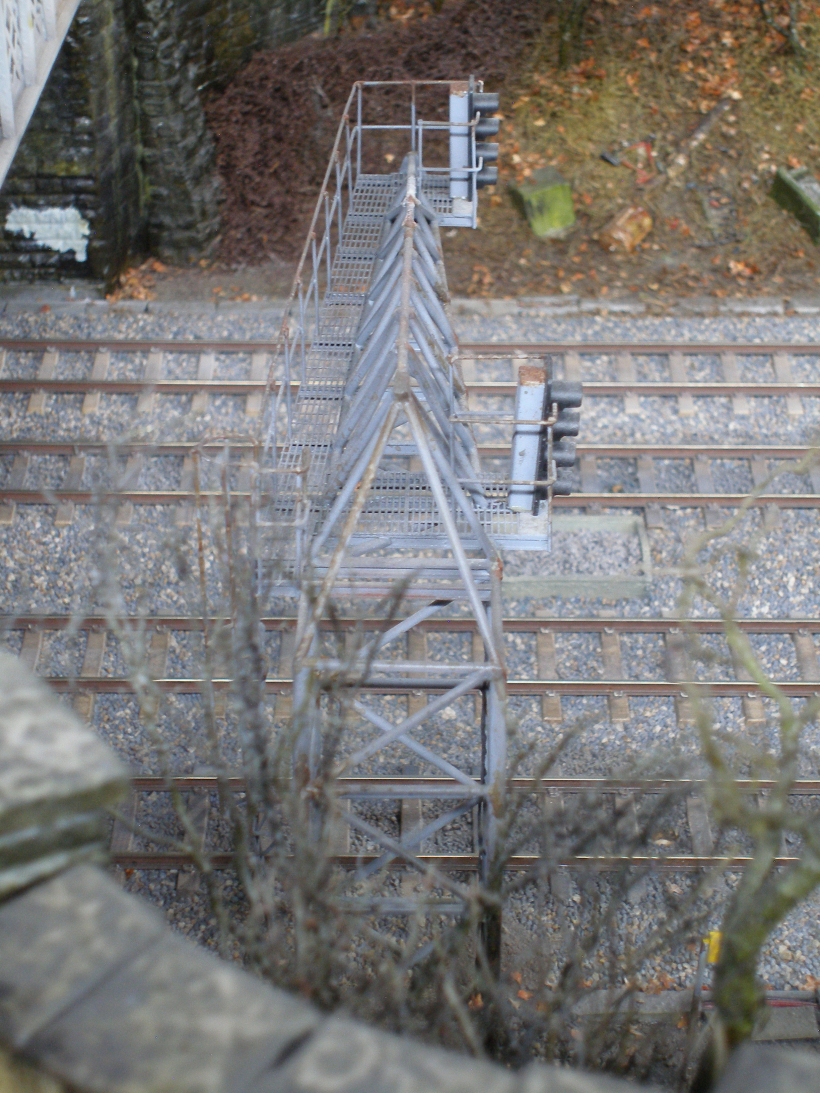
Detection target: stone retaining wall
<box><xmin>0</xmin><ymin>0</ymin><xmax>323</xmax><ymax>285</ymax></box>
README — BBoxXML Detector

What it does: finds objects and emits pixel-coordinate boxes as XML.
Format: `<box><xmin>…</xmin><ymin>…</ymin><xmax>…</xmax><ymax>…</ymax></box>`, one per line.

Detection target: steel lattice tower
<box><xmin>258</xmin><ymin>80</ymin><xmax>580</xmax><ymax>953</ymax></box>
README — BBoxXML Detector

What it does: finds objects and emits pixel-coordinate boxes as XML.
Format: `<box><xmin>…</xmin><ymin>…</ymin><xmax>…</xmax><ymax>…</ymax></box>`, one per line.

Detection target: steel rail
<box><xmin>0</xmin><ymin>440</ymin><xmax>814</xmax><ymax>460</ymax></box>
<box><xmin>2</xmin><ymin>338</ymin><xmax>820</xmax><ymax>354</ymax></box>
<box><xmin>1</xmin><ymin>377</ymin><xmax>819</xmax><ymax>398</ymax></box>
<box><xmin>128</xmin><ymin>774</ymin><xmax>820</xmax><ymax>794</ymax></box>
<box><xmin>41</xmin><ymin>676</ymin><xmax>820</xmax><ymax>696</ymax></box>
<box><xmin>108</xmin><ymin>849</ymin><xmax>804</xmax><ymax>872</ymax></box>
<box><xmin>2</xmin><ymin>488</ymin><xmax>817</xmax><ymax>508</ymax></box>
<box><xmin>5</xmin><ymin>614</ymin><xmax>819</xmax><ymax>635</ymax></box>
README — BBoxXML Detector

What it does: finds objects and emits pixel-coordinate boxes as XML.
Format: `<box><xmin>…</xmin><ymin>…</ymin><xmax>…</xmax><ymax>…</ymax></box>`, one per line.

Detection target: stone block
<box><xmin>718</xmin><ymin>297</ymin><xmax>784</xmax><ymax>316</ymax></box>
<box><xmin>752</xmin><ymin>1004</ymin><xmax>819</xmax><ymax>1041</ymax></box>
<box><xmin>0</xmin><ymin>865</ymin><xmax>164</xmax><ymax>1048</ymax></box>
<box><xmin>0</xmin><ymin>652</ymin><xmax>128</xmax><ymax>895</ymax></box>
<box><xmin>518</xmin><ymin>1060</ymin><xmax>650</xmax><ymax>1092</ymax></box>
<box><xmin>27</xmin><ymin>919</ymin><xmax>319</xmax><ymax>1093</ymax></box>
<box><xmin>715</xmin><ymin>1043</ymin><xmax>820</xmax><ymax>1092</ymax></box>
<box><xmin>510</xmin><ymin>167</ymin><xmax>575</xmax><ymax>240</ymax></box>
<box><xmin>257</xmin><ymin>1017</ymin><xmax>517</xmax><ymax>1093</ymax></box>
<box><xmin>787</xmin><ymin>293</ymin><xmax>820</xmax><ymax>314</ymax></box>
<box><xmin>771</xmin><ymin>166</ymin><xmax>820</xmax><ymax>243</ymax></box>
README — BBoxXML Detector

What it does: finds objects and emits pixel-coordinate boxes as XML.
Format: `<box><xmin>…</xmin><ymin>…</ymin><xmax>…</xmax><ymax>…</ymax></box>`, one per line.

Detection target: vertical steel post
<box><xmin>448</xmin><ymin>81</ymin><xmax>470</xmax><ymax>205</ymax></box>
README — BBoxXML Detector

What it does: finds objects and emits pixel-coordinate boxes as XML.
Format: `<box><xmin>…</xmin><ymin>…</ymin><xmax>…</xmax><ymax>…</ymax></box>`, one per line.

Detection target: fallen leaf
<box><xmin>511</xmin><ymin>971</ymin><xmax>523</xmax><ymax>985</ymax></box>
<box><xmin>559</xmin><ymin>281</ymin><xmax>573</xmax><ymax>294</ymax></box>
<box><xmin>517</xmin><ymin>989</ymin><xmax>534</xmax><ymax>1000</ymax></box>
<box><xmin>728</xmin><ymin>259</ymin><xmax>759</xmax><ymax>278</ymax></box>
<box><xmin>468</xmin><ymin>992</ymin><xmax>484</xmax><ymax>1010</ymax></box>
<box><xmin>788</xmin><ymin>154</ymin><xmax>802</xmax><ymax>169</ymax></box>
<box><xmin>636</xmin><ymin>37</ymin><xmax>651</xmax><ymax>48</ymax></box>
<box><xmin>580</xmin><ymin>192</ymin><xmax>593</xmax><ymax>206</ymax></box>
<box><xmin>533</xmin><ymin>118</ymin><xmax>546</xmax><ymax>127</ymax></box>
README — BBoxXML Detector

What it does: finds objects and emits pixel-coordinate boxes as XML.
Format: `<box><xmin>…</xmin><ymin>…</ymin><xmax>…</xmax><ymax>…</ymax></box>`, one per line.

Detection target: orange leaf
<box><xmin>517</xmin><ymin>989</ymin><xmax>534</xmax><ymax>1000</ymax></box>
<box><xmin>511</xmin><ymin>971</ymin><xmax>523</xmax><ymax>985</ymax></box>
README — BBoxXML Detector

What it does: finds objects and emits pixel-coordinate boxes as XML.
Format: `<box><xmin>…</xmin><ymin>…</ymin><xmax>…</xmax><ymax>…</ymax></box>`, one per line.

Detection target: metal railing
<box><xmin>262</xmin><ymin>80</ymin><xmax>486</xmax><ymax>468</ymax></box>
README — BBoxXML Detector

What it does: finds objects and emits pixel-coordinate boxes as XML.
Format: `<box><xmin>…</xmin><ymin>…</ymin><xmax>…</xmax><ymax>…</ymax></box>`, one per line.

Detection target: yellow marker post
<box><xmin>705</xmin><ymin>930</ymin><xmax>722</xmax><ymax>964</ymax></box>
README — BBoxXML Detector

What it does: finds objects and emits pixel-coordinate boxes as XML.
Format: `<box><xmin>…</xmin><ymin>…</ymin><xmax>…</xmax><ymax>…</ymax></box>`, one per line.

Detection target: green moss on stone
<box><xmin>509</xmin><ymin>166</ymin><xmax>576</xmax><ymax>240</ymax></box>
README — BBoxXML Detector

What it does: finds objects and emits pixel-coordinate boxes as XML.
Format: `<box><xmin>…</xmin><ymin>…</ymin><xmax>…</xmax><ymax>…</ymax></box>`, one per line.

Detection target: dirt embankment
<box><xmin>203</xmin><ymin>0</ymin><xmax>547</xmax><ymax>266</ymax></box>
<box><xmin>131</xmin><ymin>0</ymin><xmax>820</xmax><ymax>303</ymax></box>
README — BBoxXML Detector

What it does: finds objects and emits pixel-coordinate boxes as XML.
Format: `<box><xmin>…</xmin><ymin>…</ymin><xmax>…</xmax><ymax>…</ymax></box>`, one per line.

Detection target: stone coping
<box><xmin>2</xmin><ymin>284</ymin><xmax>820</xmax><ymax>316</ymax></box>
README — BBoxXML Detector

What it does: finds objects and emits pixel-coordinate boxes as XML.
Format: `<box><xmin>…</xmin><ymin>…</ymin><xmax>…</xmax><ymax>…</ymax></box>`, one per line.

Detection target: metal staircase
<box><xmin>0</xmin><ymin>0</ymin><xmax>82</xmax><ymax>188</ymax></box>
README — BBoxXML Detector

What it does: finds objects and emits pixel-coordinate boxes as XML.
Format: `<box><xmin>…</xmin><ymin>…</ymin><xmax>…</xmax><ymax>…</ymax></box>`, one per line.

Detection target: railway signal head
<box><xmin>541</xmin><ymin>379</ymin><xmax>583</xmax><ymax>500</ymax></box>
<box><xmin>446</xmin><ymin>77</ymin><xmax>500</xmax><ymax>226</ymax></box>
<box><xmin>471</xmin><ymin>88</ymin><xmax>500</xmax><ymax>189</ymax></box>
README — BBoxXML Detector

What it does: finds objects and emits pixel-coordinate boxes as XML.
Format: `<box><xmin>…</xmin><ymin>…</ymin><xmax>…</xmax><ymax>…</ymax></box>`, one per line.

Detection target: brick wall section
<box><xmin>0</xmin><ymin>0</ymin><xmax>324</xmax><ymax>283</ymax></box>
<box><xmin>0</xmin><ymin>0</ymin><xmax>144</xmax><ymax>284</ymax></box>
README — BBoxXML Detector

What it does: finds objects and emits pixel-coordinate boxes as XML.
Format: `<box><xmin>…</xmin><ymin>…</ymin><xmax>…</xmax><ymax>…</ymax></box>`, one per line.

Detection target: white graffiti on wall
<box><xmin>5</xmin><ymin>204</ymin><xmax>90</xmax><ymax>261</ymax></box>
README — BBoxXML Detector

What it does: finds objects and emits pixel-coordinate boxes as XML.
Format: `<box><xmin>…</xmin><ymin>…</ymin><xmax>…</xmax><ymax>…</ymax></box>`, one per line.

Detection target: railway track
<box><xmin>10</xmin><ymin>611</ymin><xmax>818</xmax><ymax>874</ymax></box>
<box><xmin>2</xmin><ymin>338</ymin><xmax>818</xmax><ymax>892</ymax></box>
<box><xmin>0</xmin><ymin>340</ymin><xmax>817</xmax><ymax>517</ymax></box>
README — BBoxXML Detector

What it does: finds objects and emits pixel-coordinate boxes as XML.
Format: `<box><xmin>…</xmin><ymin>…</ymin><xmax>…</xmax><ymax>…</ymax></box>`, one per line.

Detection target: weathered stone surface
<box><xmin>510</xmin><ymin>167</ymin><xmax>575</xmax><ymax>239</ymax></box>
<box><xmin>0</xmin><ymin>1044</ymin><xmax>64</xmax><ymax>1093</ymax></box>
<box><xmin>130</xmin><ymin>0</ymin><xmax>222</xmax><ymax>262</ymax></box>
<box><xmin>0</xmin><ymin>0</ymin><xmax>144</xmax><ymax>285</ymax></box>
<box><xmin>257</xmin><ymin>1017</ymin><xmax>517</xmax><ymax>1093</ymax></box>
<box><xmin>0</xmin><ymin>652</ymin><xmax>127</xmax><ymax>849</ymax></box>
<box><xmin>262</xmin><ymin>1018</ymin><xmax>647</xmax><ymax>1093</ymax></box>
<box><xmin>0</xmin><ymin>865</ymin><xmax>163</xmax><ymax>1049</ymax></box>
<box><xmin>517</xmin><ymin>1061</ymin><xmax>652</xmax><ymax>1092</ymax></box>
<box><xmin>771</xmin><ymin>166</ymin><xmax>820</xmax><ymax>244</ymax></box>
<box><xmin>0</xmin><ymin>864</ymin><xmax>659</xmax><ymax>1093</ymax></box>
<box><xmin>10</xmin><ymin>870</ymin><xmax>318</xmax><ymax>1093</ymax></box>
<box><xmin>0</xmin><ymin>0</ymin><xmax>325</xmax><ymax>281</ymax></box>
<box><xmin>715</xmin><ymin>1042</ymin><xmax>820</xmax><ymax>1092</ymax></box>
<box><xmin>752</xmin><ymin>1004</ymin><xmax>819</xmax><ymax>1041</ymax></box>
